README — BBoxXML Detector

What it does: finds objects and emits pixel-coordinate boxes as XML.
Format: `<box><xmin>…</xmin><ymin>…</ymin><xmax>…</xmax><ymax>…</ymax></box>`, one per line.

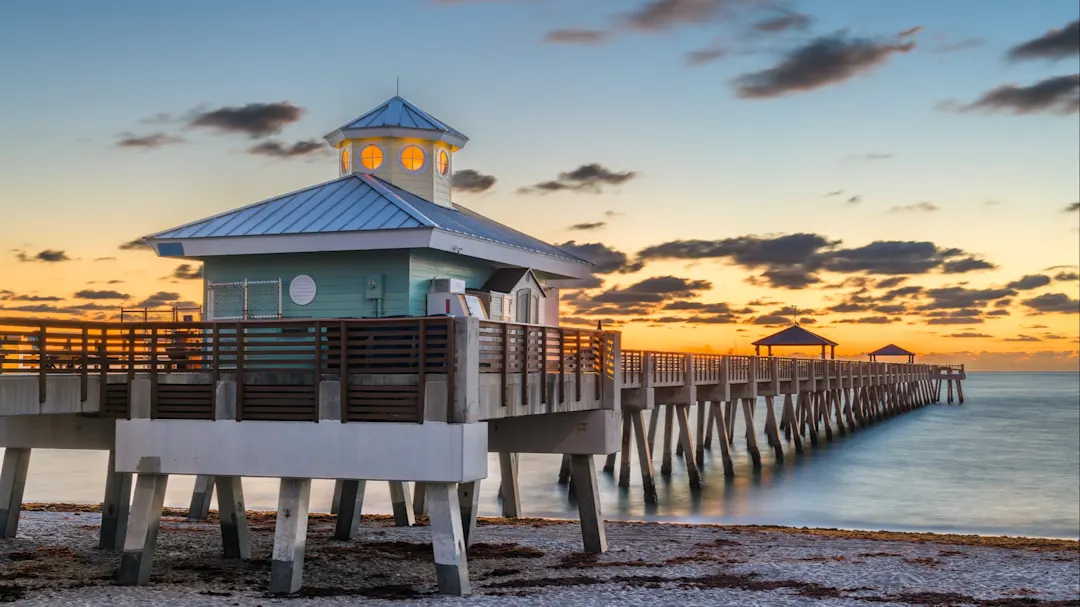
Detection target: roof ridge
<box><xmin>359</xmin><ymin>174</ymin><xmax>437</xmax><ymax>228</ymax></box>
<box><xmin>145</xmin><ymin>174</ymin><xmax>355</xmax><ymax>240</ymax></box>
<box><xmin>451</xmin><ymin>202</ymin><xmax>593</xmax><ymax>266</ymax></box>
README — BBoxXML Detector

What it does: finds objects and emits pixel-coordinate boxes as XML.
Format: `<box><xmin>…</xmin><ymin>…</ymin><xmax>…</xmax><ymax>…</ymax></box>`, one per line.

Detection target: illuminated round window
<box><xmin>401</xmin><ymin>145</ymin><xmax>425</xmax><ymax>172</ymax></box>
<box><xmin>340</xmin><ymin>148</ymin><xmax>350</xmax><ymax>173</ymax></box>
<box><xmin>436</xmin><ymin>150</ymin><xmax>449</xmax><ymax>176</ymax></box>
<box><xmin>360</xmin><ymin>144</ymin><xmax>383</xmax><ymax>170</ymax></box>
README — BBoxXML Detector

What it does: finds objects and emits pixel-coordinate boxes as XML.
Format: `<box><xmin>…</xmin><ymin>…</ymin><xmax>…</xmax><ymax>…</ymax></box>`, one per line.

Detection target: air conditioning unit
<box><xmin>431</xmin><ymin>278</ymin><xmax>465</xmax><ymax>294</ymax></box>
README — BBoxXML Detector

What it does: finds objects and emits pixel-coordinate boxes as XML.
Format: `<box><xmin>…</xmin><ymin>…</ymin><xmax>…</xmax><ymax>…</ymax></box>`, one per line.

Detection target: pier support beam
<box><xmin>558</xmin><ymin>454</ymin><xmax>572</xmax><ymax>485</ymax></box>
<box><xmin>389</xmin><ymin>481</ymin><xmax>416</xmax><ymax>527</ymax></box>
<box><xmin>674</xmin><ymin>405</ymin><xmax>701</xmax><ymax>489</ymax></box>
<box><xmin>0</xmin><ymin>447</ymin><xmax>30</xmax><ymax>539</ymax></box>
<box><xmin>118</xmin><ymin>473</ymin><xmax>168</xmax><ymax>586</ymax></box>
<box><xmin>709</xmin><ymin>400</ymin><xmax>735</xmax><ymax>476</ymax></box>
<box><xmin>695</xmin><ymin>402</ymin><xmax>706</xmax><ymax>467</ymax></box>
<box><xmin>216</xmin><ymin>476</ymin><xmax>250</xmax><ymax>559</ymax></box>
<box><xmin>782</xmin><ymin>394</ymin><xmax>803</xmax><ymax>454</ymax></box>
<box><xmin>498</xmin><ymin>454</ymin><xmax>521</xmax><ymax>518</ymax></box>
<box><xmin>458</xmin><ymin>481</ymin><xmax>480</xmax><ymax>548</ymax></box>
<box><xmin>703</xmin><ymin>402</ymin><xmax>715</xmax><ymax>449</ymax></box>
<box><xmin>333</xmin><ymin>480</ymin><xmax>366</xmax><ymax>541</ymax></box>
<box><xmin>617</xmin><ymin>415</ymin><xmax>632</xmax><ymax>488</ymax></box>
<box><xmin>414</xmin><ymin>481</ymin><xmax>428</xmax><ymax>517</ymax></box>
<box><xmin>427</xmin><ymin>483</ymin><xmax>470</xmax><ymax>596</ymax></box>
<box><xmin>647</xmin><ymin>406</ymin><xmax>660</xmax><ymax>454</ymax></box>
<box><xmin>330</xmin><ymin>479</ymin><xmax>343</xmax><ymax>515</ymax></box>
<box><xmin>956</xmin><ymin>380</ymin><xmax>964</xmax><ymax>404</ymax></box>
<box><xmin>631</xmin><ymin>411</ymin><xmax>658</xmax><ymax>503</ymax></box>
<box><xmin>99</xmin><ymin>450</ymin><xmax>132</xmax><ymax>551</ymax></box>
<box><xmin>741</xmin><ymin>399</ymin><xmax>762</xmax><ymax>469</ymax></box>
<box><xmin>764</xmin><ymin>396</ymin><xmax>783</xmax><ymax>462</ymax></box>
<box><xmin>269</xmin><ymin>478</ymin><xmax>311</xmax><ymax>595</ymax></box>
<box><xmin>570</xmin><ymin>454</ymin><xmax>607</xmax><ymax>553</ymax></box>
<box><xmin>660</xmin><ymin>405</ymin><xmax>674</xmax><ymax>476</ymax></box>
<box><xmin>188</xmin><ymin>475</ymin><xmax>214</xmax><ymax>521</ymax></box>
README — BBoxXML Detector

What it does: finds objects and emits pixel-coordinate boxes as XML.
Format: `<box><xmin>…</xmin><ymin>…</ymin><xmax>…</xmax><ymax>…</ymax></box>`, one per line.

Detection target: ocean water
<box><xmin>8</xmin><ymin>372</ymin><xmax>1079</xmax><ymax>539</ymax></box>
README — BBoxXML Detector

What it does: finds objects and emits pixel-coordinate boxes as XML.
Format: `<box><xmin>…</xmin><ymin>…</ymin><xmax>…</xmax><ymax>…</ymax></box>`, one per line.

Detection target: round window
<box><xmin>289</xmin><ymin>275</ymin><xmax>317</xmax><ymax>306</ymax></box>
<box><xmin>436</xmin><ymin>149</ymin><xmax>449</xmax><ymax>176</ymax></box>
<box><xmin>340</xmin><ymin>148</ymin><xmax>350</xmax><ymax>173</ymax></box>
<box><xmin>360</xmin><ymin>144</ymin><xmax>383</xmax><ymax>170</ymax></box>
<box><xmin>401</xmin><ymin>145</ymin><xmax>425</xmax><ymax>171</ymax></box>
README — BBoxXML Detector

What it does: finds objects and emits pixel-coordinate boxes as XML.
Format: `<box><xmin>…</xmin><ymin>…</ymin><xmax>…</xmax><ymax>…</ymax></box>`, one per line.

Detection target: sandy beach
<box><xmin>1</xmin><ymin>505</ymin><xmax>1076</xmax><ymax>606</ymax></box>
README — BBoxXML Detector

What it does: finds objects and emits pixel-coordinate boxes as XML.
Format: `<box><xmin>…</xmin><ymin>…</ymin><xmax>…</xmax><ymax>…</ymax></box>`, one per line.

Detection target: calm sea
<box><xmin>9</xmin><ymin>372</ymin><xmax>1079</xmax><ymax>539</ymax></box>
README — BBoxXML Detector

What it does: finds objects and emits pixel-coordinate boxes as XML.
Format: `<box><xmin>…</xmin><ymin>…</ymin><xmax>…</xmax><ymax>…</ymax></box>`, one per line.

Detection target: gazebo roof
<box><xmin>869</xmin><ymin>344</ymin><xmax>914</xmax><ymax>356</ymax></box>
<box><xmin>752</xmin><ymin>324</ymin><xmax>838</xmax><ymax>347</ymax></box>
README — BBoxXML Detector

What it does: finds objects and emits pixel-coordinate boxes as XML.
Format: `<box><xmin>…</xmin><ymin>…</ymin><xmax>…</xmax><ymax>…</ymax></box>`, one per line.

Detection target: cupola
<box><xmin>324</xmin><ymin>96</ymin><xmax>468</xmax><ymax>207</ymax></box>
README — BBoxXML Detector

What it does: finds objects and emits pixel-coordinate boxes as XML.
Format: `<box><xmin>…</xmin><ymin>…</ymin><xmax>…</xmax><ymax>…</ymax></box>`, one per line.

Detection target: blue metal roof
<box><xmin>150</xmin><ymin>174</ymin><xmax>588</xmax><ymax>265</ymax></box>
<box><xmin>340</xmin><ymin>96</ymin><xmax>467</xmax><ymax>139</ymax></box>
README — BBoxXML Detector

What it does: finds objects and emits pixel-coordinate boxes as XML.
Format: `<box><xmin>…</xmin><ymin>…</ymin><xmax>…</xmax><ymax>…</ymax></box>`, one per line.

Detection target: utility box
<box><xmin>427</xmin><ymin>292</ymin><xmax>487</xmax><ymax>319</ymax></box>
<box><xmin>431</xmin><ymin>278</ymin><xmax>465</xmax><ymax>294</ymax></box>
<box><xmin>365</xmin><ymin>274</ymin><xmax>384</xmax><ymax>301</ymax></box>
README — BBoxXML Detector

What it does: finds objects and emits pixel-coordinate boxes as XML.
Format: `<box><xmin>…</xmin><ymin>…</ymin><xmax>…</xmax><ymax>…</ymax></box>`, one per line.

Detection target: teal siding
<box><xmin>203</xmin><ymin>250</ymin><xmax>410</xmax><ymax>319</ymax></box>
<box><xmin>407</xmin><ymin>250</ymin><xmax>497</xmax><ymax>316</ymax></box>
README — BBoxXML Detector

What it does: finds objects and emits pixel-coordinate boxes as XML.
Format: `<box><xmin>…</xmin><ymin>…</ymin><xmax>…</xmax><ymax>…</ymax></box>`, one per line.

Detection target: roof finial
<box><xmin>793</xmin><ymin>305</ymin><xmax>799</xmax><ymax>326</ymax></box>
<box><xmin>396</xmin><ymin>76</ymin><xmax>400</xmax><ymax>96</ymax></box>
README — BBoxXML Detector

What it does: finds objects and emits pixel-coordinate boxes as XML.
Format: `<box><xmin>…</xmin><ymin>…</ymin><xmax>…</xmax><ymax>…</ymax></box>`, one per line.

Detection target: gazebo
<box><xmin>868</xmin><ymin>344</ymin><xmax>915</xmax><ymax>363</ymax></box>
<box><xmin>753</xmin><ymin>324</ymin><xmax>838</xmax><ymax>360</ymax></box>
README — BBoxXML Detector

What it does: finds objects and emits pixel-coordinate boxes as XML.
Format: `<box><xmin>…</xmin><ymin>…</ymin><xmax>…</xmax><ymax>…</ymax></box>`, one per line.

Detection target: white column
<box><xmin>389</xmin><ymin>481</ymin><xmax>416</xmax><ymax>527</ymax></box>
<box><xmin>427</xmin><ymin>483</ymin><xmax>471</xmax><ymax>596</ymax></box>
<box><xmin>118</xmin><ymin>473</ymin><xmax>169</xmax><ymax>585</ymax></box>
<box><xmin>334</xmin><ymin>480</ymin><xmax>366</xmax><ymax>541</ymax></box>
<box><xmin>498</xmin><ymin>453</ymin><xmax>521</xmax><ymax>518</ymax></box>
<box><xmin>0</xmin><ymin>448</ymin><xmax>30</xmax><ymax>539</ymax></box>
<box><xmin>99</xmin><ymin>449</ymin><xmax>132</xmax><ymax>551</ymax></box>
<box><xmin>188</xmin><ymin>475</ymin><xmax>215</xmax><ymax>521</ymax></box>
<box><xmin>269</xmin><ymin>478</ymin><xmax>311</xmax><ymax>594</ymax></box>
<box><xmin>216</xmin><ymin>476</ymin><xmax>250</xmax><ymax>559</ymax></box>
<box><xmin>458</xmin><ymin>481</ymin><xmax>480</xmax><ymax>548</ymax></box>
<box><xmin>570</xmin><ymin>455</ymin><xmax>607</xmax><ymax>553</ymax></box>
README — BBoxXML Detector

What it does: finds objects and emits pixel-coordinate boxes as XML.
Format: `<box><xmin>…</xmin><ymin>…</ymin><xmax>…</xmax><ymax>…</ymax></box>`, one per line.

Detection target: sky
<box><xmin>0</xmin><ymin>0</ymin><xmax>1078</xmax><ymax>370</ymax></box>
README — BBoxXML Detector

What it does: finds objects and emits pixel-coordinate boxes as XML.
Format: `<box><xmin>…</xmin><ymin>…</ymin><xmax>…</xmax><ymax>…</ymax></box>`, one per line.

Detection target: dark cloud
<box><xmin>639</xmin><ymin>233</ymin><xmax>836</xmax><ymax>266</ymax></box>
<box><xmin>663</xmin><ymin>301</ymin><xmax>749</xmax><ymax>315</ymax></box>
<box><xmin>452</xmin><ymin>169</ymin><xmax>497</xmax><ymax>193</ymax></box>
<box><xmin>15</xmin><ymin>249</ymin><xmax>71</xmax><ymax>263</ymax></box>
<box><xmin>171</xmin><ymin>264</ymin><xmax>204</xmax><ymax>280</ymax></box>
<box><xmin>828</xmin><ymin>302</ymin><xmax>869</xmax><ymax>313</ymax></box>
<box><xmin>918</xmin><ymin>287</ymin><xmax>1016</xmax><ymax>310</ymax></box>
<box><xmin>873</xmin><ymin>304</ymin><xmax>909</xmax><ymax>314</ymax></box>
<box><xmin>1064</xmin><ymin>202</ymin><xmax>1080</xmax><ymax>212</ymax></box>
<box><xmin>74</xmin><ymin>290</ymin><xmax>130</xmax><ymax>300</ymax></box>
<box><xmin>569</xmin><ymin>222</ymin><xmax>606</xmax><ymax>231</ymax></box>
<box><xmin>948</xmin><ymin>332</ymin><xmax>992</xmax><ymax>338</ymax></box>
<box><xmin>822</xmin><ymin>241</ymin><xmax>973</xmax><ymax>275</ymax></box>
<box><xmin>623</xmin><ymin>0</ymin><xmax>726</xmax><ymax>31</ymax></box>
<box><xmin>1021</xmin><ymin>292</ymin><xmax>1079</xmax><ymax>314</ymax></box>
<box><xmin>135</xmin><ymin>291</ymin><xmax>182</xmax><ymax>308</ymax></box>
<box><xmin>519</xmin><ymin>164</ymin><xmax>637</xmax><ymax>195</ymax></box>
<box><xmin>824</xmin><ymin>189</ymin><xmax>844</xmax><ymax>197</ymax></box>
<box><xmin>888</xmin><ymin>202</ymin><xmax>939</xmax><ymax>213</ymax></box>
<box><xmin>556</xmin><ymin>241</ymin><xmax>643</xmax><ymax>274</ymax></box>
<box><xmin>835</xmin><ymin>316</ymin><xmax>897</xmax><ymax>324</ymax></box>
<box><xmin>1054</xmin><ymin>271</ymin><xmax>1079</xmax><ymax>281</ymax></box>
<box><xmin>247</xmin><ymin>139</ymin><xmax>325</xmax><ymax>158</ymax></box>
<box><xmin>986</xmin><ymin>309</ymin><xmax>1010</xmax><ymax>317</ymax></box>
<box><xmin>685</xmin><ymin>47</ymin><xmax>728</xmax><ymax>66</ymax></box>
<box><xmin>931</xmin><ymin>37</ymin><xmax>984</xmax><ymax>54</ymax></box>
<box><xmin>545</xmin><ymin>29</ymin><xmax>610</xmax><ymax>44</ymax></box>
<box><xmin>847</xmin><ymin>152</ymin><xmax>894</xmax><ymax>161</ymax></box>
<box><xmin>1007</xmin><ymin>20</ymin><xmax>1079</xmax><ymax>62</ymax></box>
<box><xmin>0</xmin><ymin>304</ymin><xmax>72</xmax><ymax>314</ymax></box>
<box><xmin>1</xmin><ymin>294</ymin><xmax>62</xmax><ymax>302</ymax></box>
<box><xmin>119</xmin><ymin>238</ymin><xmax>151</xmax><ymax>251</ymax></box>
<box><xmin>926</xmin><ymin>316</ymin><xmax>984</xmax><ymax>325</ymax></box>
<box><xmin>751</xmin><ymin>267</ymin><xmax>822</xmax><ymax>289</ymax></box>
<box><xmin>754</xmin><ymin>11</ymin><xmax>811</xmax><ymax>33</ymax></box>
<box><xmin>94</xmin><ymin>256</ymin><xmax>116</xmax><ymax>262</ymax></box>
<box><xmin>941</xmin><ymin>257</ymin><xmax>996</xmax><ymax>273</ymax></box>
<box><xmin>1006</xmin><ymin>274</ymin><xmax>1051</xmax><ymax>290</ymax></box>
<box><xmin>751</xmin><ymin>314</ymin><xmax>793</xmax><ymax>326</ymax></box>
<box><xmin>875</xmin><ymin>276</ymin><xmax>907</xmax><ymax>290</ymax></box>
<box><xmin>650</xmin><ymin>314</ymin><xmax>740</xmax><ymax>324</ymax></box>
<box><xmin>846</xmin><ymin>195</ymin><xmax>862</xmax><ymax>205</ymax></box>
<box><xmin>949</xmin><ymin>74</ymin><xmax>1079</xmax><ymax>116</ymax></box>
<box><xmin>1004</xmin><ymin>335</ymin><xmax>1040</xmax><ymax>342</ymax></box>
<box><xmin>878</xmin><ymin>286</ymin><xmax>923</xmax><ymax>301</ymax></box>
<box><xmin>568</xmin><ymin>276</ymin><xmax>711</xmax><ymax>314</ymax></box>
<box><xmin>189</xmin><ymin>102</ymin><xmax>304</xmax><ymax>139</ymax></box>
<box><xmin>732</xmin><ymin>31</ymin><xmax>916</xmax><ymax>99</ymax></box>
<box><xmin>116</xmin><ymin>132</ymin><xmax>184</xmax><ymax>149</ymax></box>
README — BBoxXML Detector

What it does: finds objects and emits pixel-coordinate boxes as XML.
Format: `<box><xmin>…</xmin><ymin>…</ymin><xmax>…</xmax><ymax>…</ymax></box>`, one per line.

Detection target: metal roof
<box><xmin>752</xmin><ymin>325</ymin><xmax>839</xmax><ymax>347</ymax></box>
<box><xmin>339</xmin><ymin>96</ymin><xmax>467</xmax><ymax>139</ymax></box>
<box><xmin>149</xmin><ymin>174</ymin><xmax>590</xmax><ymax>265</ymax></box>
<box><xmin>482</xmin><ymin>268</ymin><xmax>544</xmax><ymax>294</ymax></box>
<box><xmin>869</xmin><ymin>344</ymin><xmax>914</xmax><ymax>356</ymax></box>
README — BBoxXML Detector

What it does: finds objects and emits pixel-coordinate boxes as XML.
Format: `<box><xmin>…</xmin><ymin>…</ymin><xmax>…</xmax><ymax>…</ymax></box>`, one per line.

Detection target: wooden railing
<box><xmin>477</xmin><ymin>321</ymin><xmax>605</xmax><ymax>406</ymax></box>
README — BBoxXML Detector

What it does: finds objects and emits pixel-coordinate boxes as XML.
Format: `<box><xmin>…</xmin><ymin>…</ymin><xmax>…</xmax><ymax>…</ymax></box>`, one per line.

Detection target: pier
<box><xmin>0</xmin><ymin>316</ymin><xmax>964</xmax><ymax>595</ymax></box>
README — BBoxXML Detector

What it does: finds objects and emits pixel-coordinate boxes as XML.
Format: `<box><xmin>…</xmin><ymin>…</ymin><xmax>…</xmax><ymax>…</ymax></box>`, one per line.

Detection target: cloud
<box><xmin>752</xmin><ymin>314</ymin><xmax>793</xmax><ymax>326</ymax></box>
<box><xmin>879</xmin><ymin>285</ymin><xmax>921</xmax><ymax>301</ymax></box>
<box><xmin>1003</xmin><ymin>335</ymin><xmax>1040</xmax><ymax>342</ymax></box>
<box><xmin>94</xmin><ymin>256</ymin><xmax>116</xmax><ymax>262</ymax></box>
<box><xmin>639</xmin><ymin>233</ymin><xmax>837</xmax><ymax>266</ymax></box>
<box><xmin>750</xmin><ymin>267</ymin><xmax>822</xmax><ymax>289</ymax></box>
<box><xmin>623</xmin><ymin>0</ymin><xmax>727</xmax><ymax>31</ymax></box>
<box><xmin>846</xmin><ymin>195</ymin><xmax>862</xmax><ymax>205</ymax></box>
<box><xmin>888</xmin><ymin>202</ymin><xmax>939</xmax><ymax>213</ymax></box>
<box><xmin>1006</xmin><ymin>274</ymin><xmax>1051</xmax><ymax>290</ymax></box>
<box><xmin>947</xmin><ymin>332</ymin><xmax>992</xmax><ymax>338</ymax></box>
<box><xmin>875</xmin><ymin>276</ymin><xmax>907</xmax><ymax>289</ymax></box>
<box><xmin>135</xmin><ymin>291</ymin><xmax>182</xmax><ymax>308</ymax></box>
<box><xmin>74</xmin><ymin>289</ymin><xmax>130</xmax><ymax>300</ymax></box>
<box><xmin>519</xmin><ymin>164</ymin><xmax>637</xmax><ymax>194</ymax></box>
<box><xmin>732</xmin><ymin>31</ymin><xmax>916</xmax><ymax>99</ymax></box>
<box><xmin>926</xmin><ymin>316</ymin><xmax>984</xmax><ymax>325</ymax></box>
<box><xmin>821</xmin><ymin>241</ymin><xmax>986</xmax><ymax>275</ymax></box>
<box><xmin>452</xmin><ymin>169</ymin><xmax>497</xmax><ymax>193</ymax></box>
<box><xmin>555</xmin><ymin>241</ymin><xmax>643</xmax><ymax>274</ymax></box>
<box><xmin>1</xmin><ymin>294</ymin><xmax>62</xmax><ymax>302</ymax></box>
<box><xmin>116</xmin><ymin>132</ymin><xmax>184</xmax><ymax>149</ymax></box>
<box><xmin>188</xmin><ymin>102</ymin><xmax>304</xmax><ymax>138</ymax></box>
<box><xmin>847</xmin><ymin>152</ymin><xmax>894</xmax><ymax>161</ymax></box>
<box><xmin>941</xmin><ymin>257</ymin><xmax>996</xmax><ymax>273</ymax></box>
<box><xmin>247</xmin><ymin>139</ymin><xmax>325</xmax><ymax>158</ymax></box>
<box><xmin>824</xmin><ymin>189</ymin><xmax>844</xmax><ymax>197</ymax></box>
<box><xmin>1064</xmin><ymin>202</ymin><xmax>1080</xmax><ymax>212</ymax></box>
<box><xmin>545</xmin><ymin>29</ymin><xmax>610</xmax><ymax>44</ymax></box>
<box><xmin>753</xmin><ymin>11</ymin><xmax>811</xmax><ymax>33</ymax></box>
<box><xmin>918</xmin><ymin>286</ymin><xmax>1016</xmax><ymax>310</ymax></box>
<box><xmin>948</xmin><ymin>74</ymin><xmax>1079</xmax><ymax>116</ymax></box>
<box><xmin>1007</xmin><ymin>20</ymin><xmax>1079</xmax><ymax>62</ymax></box>
<box><xmin>171</xmin><ymin>264</ymin><xmax>203</xmax><ymax>280</ymax></box>
<box><xmin>663</xmin><ymin>301</ymin><xmax>747</xmax><ymax>314</ymax></box>
<box><xmin>119</xmin><ymin>238</ymin><xmax>152</xmax><ymax>251</ymax></box>
<box><xmin>835</xmin><ymin>316</ymin><xmax>897</xmax><ymax>324</ymax></box>
<box><xmin>931</xmin><ymin>37</ymin><xmax>984</xmax><ymax>54</ymax></box>
<box><xmin>1021</xmin><ymin>292</ymin><xmax>1079</xmax><ymax>314</ymax></box>
<box><xmin>1054</xmin><ymin>271</ymin><xmax>1079</xmax><ymax>281</ymax></box>
<box><xmin>569</xmin><ymin>222</ymin><xmax>606</xmax><ymax>231</ymax></box>
<box><xmin>15</xmin><ymin>249</ymin><xmax>71</xmax><ymax>263</ymax></box>
<box><xmin>568</xmin><ymin>275</ymin><xmax>712</xmax><ymax>314</ymax></box>
<box><xmin>685</xmin><ymin>46</ymin><xmax>728</xmax><ymax>66</ymax></box>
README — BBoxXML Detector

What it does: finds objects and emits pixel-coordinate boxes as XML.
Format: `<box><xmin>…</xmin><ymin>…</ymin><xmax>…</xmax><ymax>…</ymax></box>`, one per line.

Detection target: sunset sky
<box><xmin>1</xmin><ymin>0</ymin><xmax>1078</xmax><ymax>370</ymax></box>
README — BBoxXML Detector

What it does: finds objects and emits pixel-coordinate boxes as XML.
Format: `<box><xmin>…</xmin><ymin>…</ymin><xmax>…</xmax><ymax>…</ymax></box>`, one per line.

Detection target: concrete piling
<box><xmin>118</xmin><ymin>473</ymin><xmax>168</xmax><ymax>586</ymax></box>
<box><xmin>458</xmin><ymin>481</ymin><xmax>480</xmax><ymax>548</ymax></box>
<box><xmin>99</xmin><ymin>450</ymin><xmax>131</xmax><ymax>551</ymax></box>
<box><xmin>630</xmin><ymin>410</ymin><xmax>658</xmax><ymax>503</ymax></box>
<box><xmin>498</xmin><ymin>453</ymin><xmax>521</xmax><ymax>518</ymax></box>
<box><xmin>333</xmin><ymin>479</ymin><xmax>366</xmax><ymax>541</ymax></box>
<box><xmin>389</xmin><ymin>481</ymin><xmax>416</xmax><ymax>527</ymax></box>
<box><xmin>674</xmin><ymin>405</ymin><xmax>701</xmax><ymax>489</ymax></box>
<box><xmin>269</xmin><ymin>478</ymin><xmax>311</xmax><ymax>595</ymax></box>
<box><xmin>0</xmin><ymin>447</ymin><xmax>30</xmax><ymax>539</ymax></box>
<box><xmin>569</xmin><ymin>454</ymin><xmax>606</xmax><ymax>554</ymax></box>
<box><xmin>427</xmin><ymin>483</ymin><xmax>470</xmax><ymax>596</ymax></box>
<box><xmin>188</xmin><ymin>475</ymin><xmax>215</xmax><ymax>521</ymax></box>
<box><xmin>216</xmin><ymin>476</ymin><xmax>250</xmax><ymax>559</ymax></box>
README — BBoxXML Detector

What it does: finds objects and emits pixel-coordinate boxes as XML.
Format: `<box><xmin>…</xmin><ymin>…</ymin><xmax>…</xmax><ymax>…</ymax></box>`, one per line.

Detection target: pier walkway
<box><xmin>0</xmin><ymin>316</ymin><xmax>964</xmax><ymax>596</ymax></box>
